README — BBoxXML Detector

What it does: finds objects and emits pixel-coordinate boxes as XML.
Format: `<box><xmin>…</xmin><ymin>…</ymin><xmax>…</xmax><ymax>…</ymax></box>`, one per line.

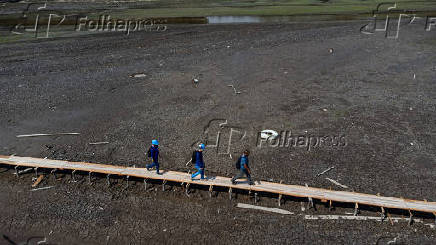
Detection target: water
<box><xmin>206</xmin><ymin>15</ymin><xmax>362</xmax><ymax>24</ymax></box>
<box><xmin>207</xmin><ymin>16</ymin><xmax>264</xmax><ymax>24</ymax></box>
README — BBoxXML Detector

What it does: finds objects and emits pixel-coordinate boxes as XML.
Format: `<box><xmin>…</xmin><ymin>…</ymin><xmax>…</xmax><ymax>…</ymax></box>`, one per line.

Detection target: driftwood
<box><xmin>17</xmin><ymin>133</ymin><xmax>80</xmax><ymax>138</ymax></box>
<box><xmin>316</xmin><ymin>166</ymin><xmax>334</xmax><ymax>177</ymax></box>
<box><xmin>32</xmin><ymin>175</ymin><xmax>44</xmax><ymax>187</ymax></box>
<box><xmin>325</xmin><ymin>178</ymin><xmax>349</xmax><ymax>189</ymax></box>
<box><xmin>30</xmin><ymin>186</ymin><xmax>54</xmax><ymax>192</ymax></box>
<box><xmin>89</xmin><ymin>142</ymin><xmax>109</xmax><ymax>145</ymax></box>
<box><xmin>237</xmin><ymin>203</ymin><xmax>294</xmax><ymax>215</ymax></box>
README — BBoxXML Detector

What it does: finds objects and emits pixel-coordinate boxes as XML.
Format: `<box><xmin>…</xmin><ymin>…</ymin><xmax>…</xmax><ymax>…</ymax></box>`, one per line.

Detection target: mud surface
<box><xmin>1</xmin><ymin>19</ymin><xmax>436</xmax><ymax>244</ymax></box>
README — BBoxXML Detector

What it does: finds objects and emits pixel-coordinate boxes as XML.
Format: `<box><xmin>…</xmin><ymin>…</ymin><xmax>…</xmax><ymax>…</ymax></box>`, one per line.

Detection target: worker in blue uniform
<box><xmin>232</xmin><ymin>150</ymin><xmax>254</xmax><ymax>185</ymax></box>
<box><xmin>146</xmin><ymin>139</ymin><xmax>160</xmax><ymax>174</ymax></box>
<box><xmin>191</xmin><ymin>143</ymin><xmax>206</xmax><ymax>180</ymax></box>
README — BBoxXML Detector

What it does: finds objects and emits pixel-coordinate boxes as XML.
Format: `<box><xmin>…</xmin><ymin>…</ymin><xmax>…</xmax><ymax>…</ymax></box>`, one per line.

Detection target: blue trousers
<box><xmin>232</xmin><ymin>169</ymin><xmax>252</xmax><ymax>182</ymax></box>
<box><xmin>191</xmin><ymin>166</ymin><xmax>204</xmax><ymax>179</ymax></box>
<box><xmin>146</xmin><ymin>162</ymin><xmax>159</xmax><ymax>174</ymax></box>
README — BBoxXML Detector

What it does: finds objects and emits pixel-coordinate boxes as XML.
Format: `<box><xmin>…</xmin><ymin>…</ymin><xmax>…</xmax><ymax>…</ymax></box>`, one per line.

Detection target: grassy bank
<box><xmin>108</xmin><ymin>0</ymin><xmax>436</xmax><ymax>17</ymax></box>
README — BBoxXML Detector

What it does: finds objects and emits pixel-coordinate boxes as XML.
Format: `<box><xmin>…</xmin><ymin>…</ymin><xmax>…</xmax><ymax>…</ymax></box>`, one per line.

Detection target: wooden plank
<box><xmin>16</xmin><ymin>133</ymin><xmax>80</xmax><ymax>138</ymax></box>
<box><xmin>1</xmin><ymin>155</ymin><xmax>436</xmax><ymax>214</ymax></box>
<box><xmin>32</xmin><ymin>175</ymin><xmax>44</xmax><ymax>187</ymax></box>
<box><xmin>237</xmin><ymin>203</ymin><xmax>294</xmax><ymax>215</ymax></box>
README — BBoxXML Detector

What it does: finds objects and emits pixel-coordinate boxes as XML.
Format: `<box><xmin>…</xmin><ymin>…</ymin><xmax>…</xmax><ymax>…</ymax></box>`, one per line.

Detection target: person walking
<box><xmin>232</xmin><ymin>150</ymin><xmax>254</xmax><ymax>185</ymax></box>
<box><xmin>146</xmin><ymin>139</ymin><xmax>160</xmax><ymax>174</ymax></box>
<box><xmin>191</xmin><ymin>143</ymin><xmax>206</xmax><ymax>180</ymax></box>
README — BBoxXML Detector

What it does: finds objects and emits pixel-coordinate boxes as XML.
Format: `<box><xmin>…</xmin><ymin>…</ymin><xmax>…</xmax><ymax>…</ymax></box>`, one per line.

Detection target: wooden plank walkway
<box><xmin>1</xmin><ymin>155</ymin><xmax>436</xmax><ymax>214</ymax></box>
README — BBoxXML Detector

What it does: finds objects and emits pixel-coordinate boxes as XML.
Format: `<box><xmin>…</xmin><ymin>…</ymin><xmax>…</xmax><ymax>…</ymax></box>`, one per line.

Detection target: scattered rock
<box><xmin>227</xmin><ymin>84</ymin><xmax>241</xmax><ymax>94</ymax></box>
<box><xmin>130</xmin><ymin>73</ymin><xmax>147</xmax><ymax>78</ymax></box>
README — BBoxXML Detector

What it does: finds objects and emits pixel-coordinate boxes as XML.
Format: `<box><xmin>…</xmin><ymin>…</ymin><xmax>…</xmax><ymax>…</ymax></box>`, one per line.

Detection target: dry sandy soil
<box><xmin>1</xmin><ymin>15</ymin><xmax>436</xmax><ymax>244</ymax></box>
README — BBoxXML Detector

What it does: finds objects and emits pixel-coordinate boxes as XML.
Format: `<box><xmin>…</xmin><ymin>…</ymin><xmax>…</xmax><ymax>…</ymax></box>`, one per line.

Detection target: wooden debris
<box><xmin>237</xmin><ymin>203</ymin><xmax>294</xmax><ymax>215</ymax></box>
<box><xmin>305</xmin><ymin>183</ymin><xmax>314</xmax><ymax>210</ymax></box>
<box><xmin>209</xmin><ymin>185</ymin><xmax>214</xmax><ymax>198</ymax></box>
<box><xmin>17</xmin><ymin>133</ymin><xmax>80</xmax><ymax>138</ymax></box>
<box><xmin>316</xmin><ymin>166</ymin><xmax>335</xmax><ymax>177</ymax></box>
<box><xmin>304</xmin><ymin>215</ymin><xmax>424</xmax><ymax>223</ymax></box>
<box><xmin>305</xmin><ymin>214</ymin><xmax>433</xmax><ymax>228</ymax></box>
<box><xmin>32</xmin><ymin>175</ymin><xmax>44</xmax><ymax>187</ymax></box>
<box><xmin>354</xmin><ymin>202</ymin><xmax>359</xmax><ymax>216</ymax></box>
<box><xmin>408</xmin><ymin>210</ymin><xmax>414</xmax><ymax>226</ymax></box>
<box><xmin>227</xmin><ymin>84</ymin><xmax>241</xmax><ymax>94</ymax></box>
<box><xmin>325</xmin><ymin>178</ymin><xmax>349</xmax><ymax>189</ymax></box>
<box><xmin>185</xmin><ymin>159</ymin><xmax>192</xmax><ymax>166</ymax></box>
<box><xmin>89</xmin><ymin>142</ymin><xmax>109</xmax><ymax>145</ymax></box>
<box><xmin>13</xmin><ymin>167</ymin><xmax>33</xmax><ymax>175</ymax></box>
<box><xmin>30</xmin><ymin>186</ymin><xmax>54</xmax><ymax>192</ymax></box>
<box><xmin>387</xmin><ymin>212</ymin><xmax>394</xmax><ymax>225</ymax></box>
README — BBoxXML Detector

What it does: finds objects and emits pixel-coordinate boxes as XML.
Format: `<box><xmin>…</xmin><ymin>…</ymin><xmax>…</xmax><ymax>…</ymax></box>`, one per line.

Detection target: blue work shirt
<box><xmin>148</xmin><ymin>146</ymin><xmax>159</xmax><ymax>163</ymax></box>
<box><xmin>240</xmin><ymin>155</ymin><xmax>249</xmax><ymax>170</ymax></box>
<box><xmin>192</xmin><ymin>150</ymin><xmax>204</xmax><ymax>168</ymax></box>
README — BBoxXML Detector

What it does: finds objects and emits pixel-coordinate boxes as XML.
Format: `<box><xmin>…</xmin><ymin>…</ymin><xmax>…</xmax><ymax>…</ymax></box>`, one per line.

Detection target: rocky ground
<box><xmin>1</xmin><ymin>16</ymin><xmax>436</xmax><ymax>244</ymax></box>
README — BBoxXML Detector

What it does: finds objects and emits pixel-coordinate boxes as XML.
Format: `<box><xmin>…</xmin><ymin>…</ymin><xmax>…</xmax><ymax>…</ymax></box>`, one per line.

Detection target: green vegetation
<box><xmin>107</xmin><ymin>0</ymin><xmax>436</xmax><ymax>17</ymax></box>
<box><xmin>1</xmin><ymin>0</ymin><xmax>435</xmax><ymax>44</ymax></box>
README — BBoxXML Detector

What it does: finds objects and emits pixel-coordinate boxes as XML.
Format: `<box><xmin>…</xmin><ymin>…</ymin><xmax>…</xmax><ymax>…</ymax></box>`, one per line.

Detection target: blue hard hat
<box><xmin>152</xmin><ymin>139</ymin><xmax>159</xmax><ymax>145</ymax></box>
<box><xmin>199</xmin><ymin>143</ymin><xmax>205</xmax><ymax>149</ymax></box>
